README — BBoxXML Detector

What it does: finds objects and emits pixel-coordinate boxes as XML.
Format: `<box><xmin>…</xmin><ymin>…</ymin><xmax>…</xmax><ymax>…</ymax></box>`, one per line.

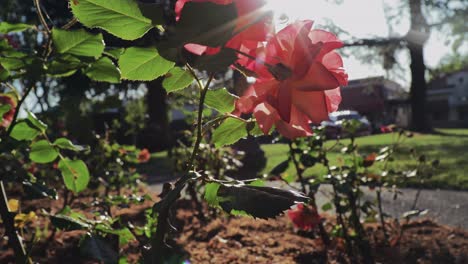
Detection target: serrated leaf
<box><xmin>95</xmin><ymin>225</ymin><xmax>135</xmax><ymax>246</ymax></box>
<box><xmin>58</xmin><ymin>159</ymin><xmax>90</xmax><ymax>193</ymax></box>
<box><xmin>0</xmin><ymin>22</ymin><xmax>33</xmax><ymax>33</ymax></box>
<box><xmin>84</xmin><ymin>57</ymin><xmax>120</xmax><ymax>83</ymax></box>
<box><xmin>50</xmin><ymin>214</ymin><xmax>89</xmax><ymax>231</ymax></box>
<box><xmin>137</xmin><ymin>2</ymin><xmax>165</xmax><ymax>26</ymax></box>
<box><xmin>205</xmin><ymin>88</ymin><xmax>238</xmax><ymax>114</ymax></box>
<box><xmin>10</xmin><ymin>120</ymin><xmax>41</xmax><ymax>141</ymax></box>
<box><xmin>175</xmin><ymin>2</ymin><xmax>237</xmax><ymax>47</ymax></box>
<box><xmin>70</xmin><ymin>0</ymin><xmax>153</xmax><ymax>41</ymax></box>
<box><xmin>52</xmin><ymin>28</ymin><xmax>104</xmax><ymax>58</ymax></box>
<box><xmin>53</xmin><ymin>138</ymin><xmax>86</xmax><ymax>151</ymax></box>
<box><xmin>22</xmin><ymin>180</ymin><xmax>58</xmax><ymax>200</ymax></box>
<box><xmin>80</xmin><ymin>234</ymin><xmax>119</xmax><ymax>264</ymax></box>
<box><xmin>30</xmin><ymin>140</ymin><xmax>59</xmax><ymax>164</ymax></box>
<box><xmin>0</xmin><ymin>67</ymin><xmax>9</xmax><ymax>81</ymax></box>
<box><xmin>212</xmin><ymin>117</ymin><xmax>247</xmax><ymax>148</ymax></box>
<box><xmin>216</xmin><ymin>184</ymin><xmax>309</xmax><ymax>219</ymax></box>
<box><xmin>191</xmin><ymin>48</ymin><xmax>238</xmax><ymax>72</ymax></box>
<box><xmin>247</xmin><ymin>121</ymin><xmax>265</xmax><ymax>137</ymax></box>
<box><xmin>162</xmin><ymin>67</ymin><xmax>194</xmax><ymax>93</ymax></box>
<box><xmin>27</xmin><ymin>111</ymin><xmax>47</xmax><ymax>133</ymax></box>
<box><xmin>103</xmin><ymin>48</ymin><xmax>124</xmax><ymax>59</ymax></box>
<box><xmin>270</xmin><ymin>160</ymin><xmax>290</xmax><ymax>175</ymax></box>
<box><xmin>204</xmin><ymin>183</ymin><xmax>221</xmax><ymax>206</ymax></box>
<box><xmin>46</xmin><ymin>54</ymin><xmax>83</xmax><ymax>77</ymax></box>
<box><xmin>0</xmin><ymin>51</ymin><xmax>36</xmax><ymax>71</ymax></box>
<box><xmin>321</xmin><ymin>202</ymin><xmax>333</xmax><ymax>211</ymax></box>
<box><xmin>0</xmin><ymin>104</ymin><xmax>11</xmax><ymax>118</ymax></box>
<box><xmin>119</xmin><ymin>47</ymin><xmax>174</xmax><ymax>81</ymax></box>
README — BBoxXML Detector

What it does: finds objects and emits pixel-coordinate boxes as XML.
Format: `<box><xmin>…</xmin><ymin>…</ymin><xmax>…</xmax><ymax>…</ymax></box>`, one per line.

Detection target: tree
<box><xmin>341</xmin><ymin>0</ymin><xmax>467</xmax><ymax>132</ymax></box>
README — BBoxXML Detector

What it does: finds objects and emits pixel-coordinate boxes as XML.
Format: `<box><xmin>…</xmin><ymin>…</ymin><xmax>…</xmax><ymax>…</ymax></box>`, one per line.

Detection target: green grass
<box><xmin>261</xmin><ymin>129</ymin><xmax>468</xmax><ymax>190</ymax></box>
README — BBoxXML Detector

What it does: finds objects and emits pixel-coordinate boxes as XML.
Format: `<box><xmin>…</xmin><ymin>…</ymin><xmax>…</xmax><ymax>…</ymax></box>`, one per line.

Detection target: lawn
<box><xmin>261</xmin><ymin>129</ymin><xmax>468</xmax><ymax>190</ymax></box>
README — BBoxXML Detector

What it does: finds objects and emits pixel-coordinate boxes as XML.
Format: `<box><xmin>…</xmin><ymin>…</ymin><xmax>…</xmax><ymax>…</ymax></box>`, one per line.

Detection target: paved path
<box><xmin>148</xmin><ymin>180</ymin><xmax>468</xmax><ymax>229</ymax></box>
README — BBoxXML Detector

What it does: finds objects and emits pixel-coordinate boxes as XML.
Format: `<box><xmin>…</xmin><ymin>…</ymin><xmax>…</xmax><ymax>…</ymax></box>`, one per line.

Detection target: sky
<box><xmin>264</xmin><ymin>0</ymin><xmax>460</xmax><ymax>87</ymax></box>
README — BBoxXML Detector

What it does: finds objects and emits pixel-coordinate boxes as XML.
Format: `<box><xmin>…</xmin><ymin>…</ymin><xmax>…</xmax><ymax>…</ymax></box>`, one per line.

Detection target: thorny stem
<box><xmin>288</xmin><ymin>141</ymin><xmax>306</xmax><ymax>193</ymax></box>
<box><xmin>149</xmin><ymin>74</ymin><xmax>214</xmax><ymax>263</ymax></box>
<box><xmin>377</xmin><ymin>132</ymin><xmax>404</xmax><ymax>243</ymax></box>
<box><xmin>348</xmin><ymin>136</ymin><xmax>374</xmax><ymax>264</ymax></box>
<box><xmin>376</xmin><ymin>189</ymin><xmax>389</xmax><ymax>242</ymax></box>
<box><xmin>33</xmin><ymin>0</ymin><xmax>50</xmax><ymax>34</ymax></box>
<box><xmin>288</xmin><ymin>141</ymin><xmax>330</xmax><ymax>246</ymax></box>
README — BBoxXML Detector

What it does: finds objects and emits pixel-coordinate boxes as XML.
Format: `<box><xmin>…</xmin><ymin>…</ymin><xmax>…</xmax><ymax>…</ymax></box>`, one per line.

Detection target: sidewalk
<box><xmin>148</xmin><ymin>181</ymin><xmax>468</xmax><ymax>229</ymax></box>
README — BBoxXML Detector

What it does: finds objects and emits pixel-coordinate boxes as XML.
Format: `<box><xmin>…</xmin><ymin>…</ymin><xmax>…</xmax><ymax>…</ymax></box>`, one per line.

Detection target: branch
<box><xmin>343</xmin><ymin>37</ymin><xmax>405</xmax><ymax>47</ymax></box>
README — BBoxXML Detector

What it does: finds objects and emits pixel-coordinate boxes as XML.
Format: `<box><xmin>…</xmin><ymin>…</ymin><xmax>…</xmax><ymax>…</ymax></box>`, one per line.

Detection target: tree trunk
<box><xmin>407</xmin><ymin>0</ymin><xmax>431</xmax><ymax>132</ymax></box>
<box><xmin>408</xmin><ymin>42</ymin><xmax>430</xmax><ymax>132</ymax></box>
<box><xmin>144</xmin><ymin>77</ymin><xmax>172</xmax><ymax>151</ymax></box>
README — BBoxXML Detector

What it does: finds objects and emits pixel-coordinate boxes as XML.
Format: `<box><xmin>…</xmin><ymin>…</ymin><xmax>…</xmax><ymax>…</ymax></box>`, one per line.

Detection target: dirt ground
<box><xmin>1</xmin><ymin>194</ymin><xmax>468</xmax><ymax>263</ymax></box>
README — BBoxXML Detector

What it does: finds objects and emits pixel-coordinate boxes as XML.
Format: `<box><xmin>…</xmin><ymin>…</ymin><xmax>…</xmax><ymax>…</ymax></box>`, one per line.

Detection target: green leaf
<box><xmin>0</xmin><ymin>104</ymin><xmax>11</xmax><ymax>118</ymax></box>
<box><xmin>0</xmin><ymin>22</ymin><xmax>33</xmax><ymax>33</ymax></box>
<box><xmin>216</xmin><ymin>184</ymin><xmax>309</xmax><ymax>219</ymax></box>
<box><xmin>119</xmin><ymin>47</ymin><xmax>174</xmax><ymax>81</ymax></box>
<box><xmin>52</xmin><ymin>28</ymin><xmax>104</xmax><ymax>58</ymax></box>
<box><xmin>95</xmin><ymin>225</ymin><xmax>135</xmax><ymax>246</ymax></box>
<box><xmin>30</xmin><ymin>140</ymin><xmax>59</xmax><ymax>164</ymax></box>
<box><xmin>58</xmin><ymin>159</ymin><xmax>90</xmax><ymax>193</ymax></box>
<box><xmin>137</xmin><ymin>2</ymin><xmax>165</xmax><ymax>26</ymax></box>
<box><xmin>205</xmin><ymin>88</ymin><xmax>238</xmax><ymax>114</ymax></box>
<box><xmin>80</xmin><ymin>234</ymin><xmax>119</xmax><ymax>264</ymax></box>
<box><xmin>0</xmin><ymin>51</ymin><xmax>37</xmax><ymax>71</ymax></box>
<box><xmin>204</xmin><ymin>183</ymin><xmax>221</xmax><ymax>206</ymax></box>
<box><xmin>84</xmin><ymin>57</ymin><xmax>120</xmax><ymax>83</ymax></box>
<box><xmin>50</xmin><ymin>214</ymin><xmax>89</xmax><ymax>231</ymax></box>
<box><xmin>270</xmin><ymin>160</ymin><xmax>290</xmax><ymax>176</ymax></box>
<box><xmin>27</xmin><ymin>111</ymin><xmax>47</xmax><ymax>133</ymax></box>
<box><xmin>70</xmin><ymin>0</ymin><xmax>153</xmax><ymax>40</ymax></box>
<box><xmin>321</xmin><ymin>202</ymin><xmax>333</xmax><ymax>211</ymax></box>
<box><xmin>0</xmin><ymin>67</ymin><xmax>9</xmax><ymax>81</ymax></box>
<box><xmin>10</xmin><ymin>121</ymin><xmax>41</xmax><ymax>141</ymax></box>
<box><xmin>247</xmin><ymin>121</ymin><xmax>265</xmax><ymax>137</ymax></box>
<box><xmin>174</xmin><ymin>2</ymin><xmax>237</xmax><ymax>47</ymax></box>
<box><xmin>212</xmin><ymin>117</ymin><xmax>247</xmax><ymax>148</ymax></box>
<box><xmin>103</xmin><ymin>48</ymin><xmax>124</xmax><ymax>59</ymax></box>
<box><xmin>191</xmin><ymin>48</ymin><xmax>238</xmax><ymax>72</ymax></box>
<box><xmin>46</xmin><ymin>54</ymin><xmax>83</xmax><ymax>77</ymax></box>
<box><xmin>22</xmin><ymin>180</ymin><xmax>58</xmax><ymax>200</ymax></box>
<box><xmin>53</xmin><ymin>138</ymin><xmax>86</xmax><ymax>152</ymax></box>
<box><xmin>162</xmin><ymin>67</ymin><xmax>194</xmax><ymax>93</ymax></box>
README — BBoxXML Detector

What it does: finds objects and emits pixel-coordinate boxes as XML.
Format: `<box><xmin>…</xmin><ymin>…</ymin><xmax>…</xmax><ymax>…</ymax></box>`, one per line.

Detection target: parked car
<box><xmin>319</xmin><ymin>110</ymin><xmax>372</xmax><ymax>139</ymax></box>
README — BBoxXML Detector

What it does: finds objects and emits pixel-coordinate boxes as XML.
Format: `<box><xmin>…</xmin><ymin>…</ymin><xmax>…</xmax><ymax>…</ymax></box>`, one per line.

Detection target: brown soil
<box><xmin>1</xmin><ymin>195</ymin><xmax>468</xmax><ymax>263</ymax></box>
<box><xmin>175</xmin><ymin>202</ymin><xmax>468</xmax><ymax>264</ymax></box>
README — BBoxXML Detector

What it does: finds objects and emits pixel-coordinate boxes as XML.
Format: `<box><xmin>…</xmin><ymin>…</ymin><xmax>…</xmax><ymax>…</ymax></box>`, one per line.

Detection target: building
<box><xmin>427</xmin><ymin>69</ymin><xmax>468</xmax><ymax>127</ymax></box>
<box><xmin>339</xmin><ymin>76</ymin><xmax>410</xmax><ymax>129</ymax></box>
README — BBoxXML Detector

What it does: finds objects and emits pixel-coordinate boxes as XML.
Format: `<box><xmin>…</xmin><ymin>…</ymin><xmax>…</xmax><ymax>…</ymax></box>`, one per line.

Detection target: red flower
<box><xmin>0</xmin><ymin>94</ymin><xmax>17</xmax><ymax>129</ymax></box>
<box><xmin>27</xmin><ymin>163</ymin><xmax>38</xmax><ymax>174</ymax></box>
<box><xmin>287</xmin><ymin>203</ymin><xmax>322</xmax><ymax>231</ymax></box>
<box><xmin>363</xmin><ymin>153</ymin><xmax>377</xmax><ymax>167</ymax></box>
<box><xmin>138</xmin><ymin>149</ymin><xmax>151</xmax><ymax>163</ymax></box>
<box><xmin>237</xmin><ymin>20</ymin><xmax>347</xmax><ymax>139</ymax></box>
<box><xmin>175</xmin><ymin>0</ymin><xmax>273</xmax><ymax>65</ymax></box>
